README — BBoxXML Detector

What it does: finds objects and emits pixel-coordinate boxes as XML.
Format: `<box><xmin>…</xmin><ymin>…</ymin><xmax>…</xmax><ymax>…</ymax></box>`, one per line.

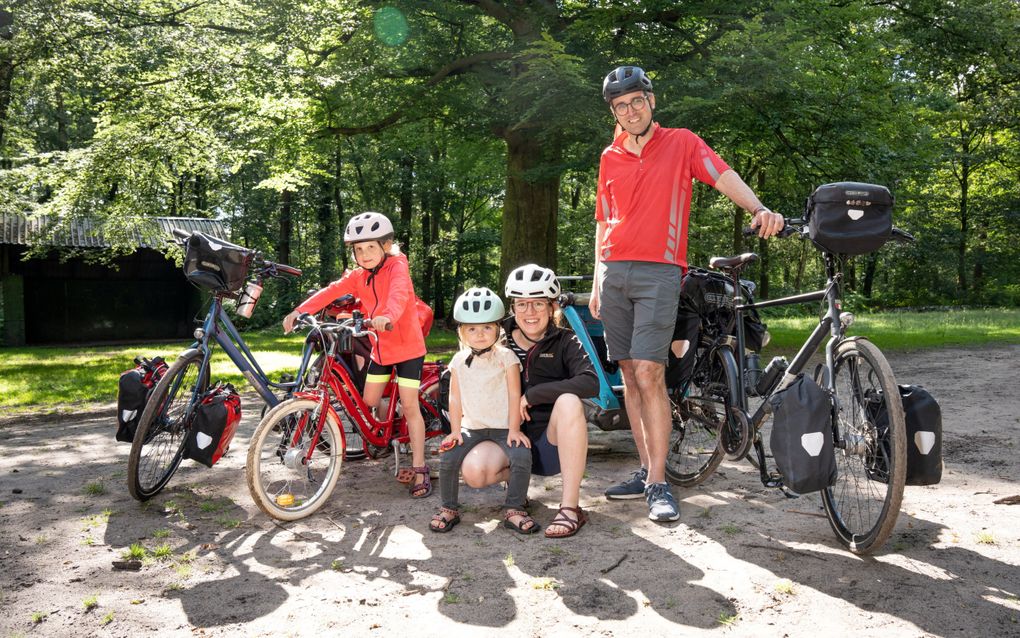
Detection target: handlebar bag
<box><xmin>116</xmin><ymin>356</ymin><xmax>168</xmax><ymax>442</ymax></box>
<box><xmin>183</xmin><ymin>232</ymin><xmax>254</xmax><ymax>294</ymax></box>
<box><xmin>768</xmin><ymin>373</ymin><xmax>837</xmax><ymax>494</ymax></box>
<box><xmin>865</xmin><ymin>384</ymin><xmax>942</xmax><ymax>486</ymax></box>
<box><xmin>185</xmin><ymin>383</ymin><xmax>242</xmax><ymax>467</ymax></box>
<box><xmin>806</xmin><ymin>182</ymin><xmax>893</xmax><ymax>255</ymax></box>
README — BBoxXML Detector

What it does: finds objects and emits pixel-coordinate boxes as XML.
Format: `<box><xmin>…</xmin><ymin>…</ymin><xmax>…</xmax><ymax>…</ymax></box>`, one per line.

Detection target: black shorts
<box><xmin>366</xmin><ymin>356</ymin><xmax>424</xmax><ymax>389</ymax></box>
<box><xmin>523</xmin><ymin>410</ymin><xmax>560</xmax><ymax>476</ymax></box>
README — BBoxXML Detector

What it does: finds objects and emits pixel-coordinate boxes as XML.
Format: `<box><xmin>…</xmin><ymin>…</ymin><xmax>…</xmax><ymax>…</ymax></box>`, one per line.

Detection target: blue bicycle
<box><xmin>127</xmin><ymin>230</ymin><xmax>308</xmax><ymax>501</ymax></box>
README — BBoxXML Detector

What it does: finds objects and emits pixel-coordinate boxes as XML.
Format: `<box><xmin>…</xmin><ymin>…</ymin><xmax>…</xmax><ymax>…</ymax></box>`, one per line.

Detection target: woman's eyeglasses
<box><xmin>513</xmin><ymin>300</ymin><xmax>549</xmax><ymax>313</ymax></box>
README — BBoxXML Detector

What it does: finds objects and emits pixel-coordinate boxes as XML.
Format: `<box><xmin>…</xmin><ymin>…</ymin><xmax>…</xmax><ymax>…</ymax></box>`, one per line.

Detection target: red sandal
<box><xmin>410</xmin><ymin>465</ymin><xmax>432</xmax><ymax>499</ymax></box>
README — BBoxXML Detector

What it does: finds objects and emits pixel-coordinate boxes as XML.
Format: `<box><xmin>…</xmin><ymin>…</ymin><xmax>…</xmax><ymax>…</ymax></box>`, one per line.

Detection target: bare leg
<box><xmin>631</xmin><ymin>360</ymin><xmax>670</xmax><ymax>484</ymax></box>
<box><xmin>397</xmin><ymin>385</ymin><xmax>428</xmax><ymax>495</ymax></box>
<box><xmin>460</xmin><ymin>441</ymin><xmax>510</xmax><ymax>488</ymax></box>
<box><xmin>545</xmin><ymin>394</ymin><xmax>588</xmax><ymax>534</ymax></box>
<box><xmin>618</xmin><ymin>360</ymin><xmax>650</xmax><ymax>469</ymax></box>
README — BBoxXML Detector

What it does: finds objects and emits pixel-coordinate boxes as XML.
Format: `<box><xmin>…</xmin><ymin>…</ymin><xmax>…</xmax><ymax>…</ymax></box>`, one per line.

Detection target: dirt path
<box><xmin>1</xmin><ymin>345</ymin><xmax>1018</xmax><ymax>637</ymax></box>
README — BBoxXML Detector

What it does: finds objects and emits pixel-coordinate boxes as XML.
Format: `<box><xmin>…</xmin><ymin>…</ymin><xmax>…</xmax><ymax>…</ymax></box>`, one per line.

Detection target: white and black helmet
<box><xmin>505</xmin><ymin>264</ymin><xmax>560</xmax><ymax>299</ymax></box>
<box><xmin>343</xmin><ymin>212</ymin><xmax>394</xmax><ymax>244</ymax></box>
<box><xmin>453</xmin><ymin>287</ymin><xmax>505</xmax><ymax>324</ymax></box>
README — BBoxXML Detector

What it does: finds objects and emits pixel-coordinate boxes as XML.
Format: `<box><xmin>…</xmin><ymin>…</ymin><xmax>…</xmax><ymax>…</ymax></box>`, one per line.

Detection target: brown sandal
<box><xmin>544</xmin><ymin>506</ymin><xmax>587</xmax><ymax>539</ymax></box>
<box><xmin>429</xmin><ymin>507</ymin><xmax>461</xmax><ymax>533</ymax></box>
<box><xmin>410</xmin><ymin>465</ymin><xmax>432</xmax><ymax>498</ymax></box>
<box><xmin>503</xmin><ymin>509</ymin><xmax>539</xmax><ymax>535</ymax></box>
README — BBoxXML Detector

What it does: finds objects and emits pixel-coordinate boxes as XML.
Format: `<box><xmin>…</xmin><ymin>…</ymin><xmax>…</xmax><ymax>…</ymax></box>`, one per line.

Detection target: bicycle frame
<box><xmin>190</xmin><ymin>295</ymin><xmax>314</xmax><ymax>407</ymax></box>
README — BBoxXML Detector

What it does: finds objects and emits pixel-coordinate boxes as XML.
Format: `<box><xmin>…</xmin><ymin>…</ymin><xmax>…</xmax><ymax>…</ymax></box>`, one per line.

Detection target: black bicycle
<box><xmin>665</xmin><ymin>217</ymin><xmax>913</xmax><ymax>554</ymax></box>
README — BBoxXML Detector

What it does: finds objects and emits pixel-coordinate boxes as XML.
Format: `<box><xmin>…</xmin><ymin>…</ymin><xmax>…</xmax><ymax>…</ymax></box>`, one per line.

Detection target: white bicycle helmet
<box><xmin>505</xmin><ymin>264</ymin><xmax>560</xmax><ymax>299</ymax></box>
<box><xmin>343</xmin><ymin>212</ymin><xmax>394</xmax><ymax>244</ymax></box>
<box><xmin>453</xmin><ymin>287</ymin><xmax>505</xmax><ymax>324</ymax></box>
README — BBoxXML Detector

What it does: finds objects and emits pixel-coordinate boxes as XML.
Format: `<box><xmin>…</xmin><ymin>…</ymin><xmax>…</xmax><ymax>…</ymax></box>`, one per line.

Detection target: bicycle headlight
<box><xmin>839</xmin><ymin>312</ymin><xmax>855</xmax><ymax>328</ymax></box>
<box><xmin>194</xmin><ymin>328</ymin><xmax>205</xmax><ymax>340</ymax></box>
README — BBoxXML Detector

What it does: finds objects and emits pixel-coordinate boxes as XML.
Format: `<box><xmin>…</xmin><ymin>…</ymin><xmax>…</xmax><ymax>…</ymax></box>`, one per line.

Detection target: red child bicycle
<box><xmin>245</xmin><ymin>312</ymin><xmax>448</xmax><ymax>521</ymax></box>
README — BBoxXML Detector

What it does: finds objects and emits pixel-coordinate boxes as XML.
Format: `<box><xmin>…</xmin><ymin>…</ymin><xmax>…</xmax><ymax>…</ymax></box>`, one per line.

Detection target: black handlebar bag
<box><xmin>806</xmin><ymin>182</ymin><xmax>893</xmax><ymax>255</ymax></box>
<box><xmin>768</xmin><ymin>374</ymin><xmax>837</xmax><ymax>494</ymax></box>
<box><xmin>183</xmin><ymin>232</ymin><xmax>254</xmax><ymax>294</ymax></box>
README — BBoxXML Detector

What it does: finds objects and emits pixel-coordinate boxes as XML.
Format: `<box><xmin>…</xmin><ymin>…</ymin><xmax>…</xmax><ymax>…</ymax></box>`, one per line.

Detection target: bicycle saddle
<box><xmin>709</xmin><ymin>253</ymin><xmax>758</xmax><ymax>271</ymax></box>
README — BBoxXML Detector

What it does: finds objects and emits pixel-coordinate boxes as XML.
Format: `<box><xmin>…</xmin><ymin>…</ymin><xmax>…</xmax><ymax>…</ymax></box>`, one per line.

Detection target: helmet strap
<box><xmin>465</xmin><ymin>344</ymin><xmax>494</xmax><ymax>368</ymax></box>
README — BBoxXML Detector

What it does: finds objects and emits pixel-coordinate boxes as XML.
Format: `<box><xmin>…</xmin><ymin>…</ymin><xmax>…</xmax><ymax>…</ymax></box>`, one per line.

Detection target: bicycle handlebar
<box><xmin>169</xmin><ymin>228</ymin><xmax>303</xmax><ymax>278</ymax></box>
<box><xmin>742</xmin><ymin>218</ymin><xmax>914</xmax><ymax>243</ymax></box>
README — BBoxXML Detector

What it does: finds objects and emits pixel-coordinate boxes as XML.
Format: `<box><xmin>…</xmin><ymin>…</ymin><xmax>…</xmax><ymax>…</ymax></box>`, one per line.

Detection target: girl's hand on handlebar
<box><xmin>371</xmin><ymin>315</ymin><xmax>393</xmax><ymax>332</ymax></box>
<box><xmin>750</xmin><ymin>209</ymin><xmax>785</xmax><ymax>239</ymax></box>
<box><xmin>282</xmin><ymin>309</ymin><xmax>301</xmax><ymax>334</ymax></box>
<box><xmin>507</xmin><ymin>430</ymin><xmax>532</xmax><ymax>449</ymax></box>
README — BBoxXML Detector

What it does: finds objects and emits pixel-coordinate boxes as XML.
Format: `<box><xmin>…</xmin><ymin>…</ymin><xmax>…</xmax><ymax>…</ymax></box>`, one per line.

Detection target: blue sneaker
<box><xmin>605</xmin><ymin>467</ymin><xmax>647</xmax><ymax>500</ymax></box>
<box><xmin>645</xmin><ymin>482</ymin><xmax>680</xmax><ymax>522</ymax></box>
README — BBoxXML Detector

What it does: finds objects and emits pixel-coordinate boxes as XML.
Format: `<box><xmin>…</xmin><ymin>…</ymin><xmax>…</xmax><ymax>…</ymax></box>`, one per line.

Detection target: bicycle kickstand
<box><xmin>391</xmin><ymin>440</ymin><xmax>403</xmax><ymax>478</ymax></box>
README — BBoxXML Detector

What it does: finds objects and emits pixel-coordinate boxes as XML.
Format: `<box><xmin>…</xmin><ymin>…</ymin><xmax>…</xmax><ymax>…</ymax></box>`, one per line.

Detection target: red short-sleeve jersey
<box><xmin>595</xmin><ymin>124</ymin><xmax>730</xmax><ymax>268</ymax></box>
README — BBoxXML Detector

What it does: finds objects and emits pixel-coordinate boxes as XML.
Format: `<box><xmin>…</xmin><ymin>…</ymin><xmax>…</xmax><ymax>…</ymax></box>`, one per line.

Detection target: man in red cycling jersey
<box><xmin>590</xmin><ymin>65</ymin><xmax>784</xmax><ymax>523</ymax></box>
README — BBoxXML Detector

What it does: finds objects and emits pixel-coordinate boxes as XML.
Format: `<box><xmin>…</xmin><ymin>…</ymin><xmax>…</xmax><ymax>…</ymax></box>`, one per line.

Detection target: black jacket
<box><xmin>501</xmin><ymin>316</ymin><xmax>599</xmax><ymax>413</ymax></box>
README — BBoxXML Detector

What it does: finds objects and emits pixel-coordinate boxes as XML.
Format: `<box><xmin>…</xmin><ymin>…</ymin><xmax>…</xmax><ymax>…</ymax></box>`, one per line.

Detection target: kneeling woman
<box><xmin>460</xmin><ymin>265</ymin><xmax>598</xmax><ymax>538</ymax></box>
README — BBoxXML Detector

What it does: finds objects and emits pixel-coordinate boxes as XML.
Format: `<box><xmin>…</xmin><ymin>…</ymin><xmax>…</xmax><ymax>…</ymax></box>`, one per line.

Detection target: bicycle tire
<box><xmin>665</xmin><ymin>346</ymin><xmax>728</xmax><ymax>487</ymax></box>
<box><xmin>246</xmin><ymin>398</ymin><xmax>343</xmax><ymax>521</ymax></box>
<box><xmin>127</xmin><ymin>349</ymin><xmax>205</xmax><ymax>501</ymax></box>
<box><xmin>821</xmin><ymin>338</ymin><xmax>907</xmax><ymax>554</ymax></box>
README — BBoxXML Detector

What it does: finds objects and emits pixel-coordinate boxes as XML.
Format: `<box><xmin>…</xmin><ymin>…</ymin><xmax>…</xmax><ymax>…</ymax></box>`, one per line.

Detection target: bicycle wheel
<box><xmin>127</xmin><ymin>349</ymin><xmax>205</xmax><ymax>501</ymax></box>
<box><xmin>665</xmin><ymin>346</ymin><xmax>727</xmax><ymax>487</ymax></box>
<box><xmin>246</xmin><ymin>398</ymin><xmax>343</xmax><ymax>521</ymax></box>
<box><xmin>821</xmin><ymin>338</ymin><xmax>906</xmax><ymax>554</ymax></box>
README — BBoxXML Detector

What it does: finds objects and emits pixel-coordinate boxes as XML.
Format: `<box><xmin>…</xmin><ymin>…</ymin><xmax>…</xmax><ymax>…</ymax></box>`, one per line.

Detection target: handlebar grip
<box><xmin>273</xmin><ymin>263</ymin><xmax>302</xmax><ymax>277</ymax></box>
<box><xmin>742</xmin><ymin>221</ymin><xmax>798</xmax><ymax>238</ymax></box>
<box><xmin>890</xmin><ymin>227</ymin><xmax>915</xmax><ymax>243</ymax></box>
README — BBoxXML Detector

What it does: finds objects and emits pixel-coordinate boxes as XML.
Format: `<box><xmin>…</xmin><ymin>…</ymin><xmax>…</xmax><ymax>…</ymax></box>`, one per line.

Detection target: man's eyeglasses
<box><xmin>513</xmin><ymin>300</ymin><xmax>549</xmax><ymax>313</ymax></box>
<box><xmin>612</xmin><ymin>95</ymin><xmax>648</xmax><ymax>116</ymax></box>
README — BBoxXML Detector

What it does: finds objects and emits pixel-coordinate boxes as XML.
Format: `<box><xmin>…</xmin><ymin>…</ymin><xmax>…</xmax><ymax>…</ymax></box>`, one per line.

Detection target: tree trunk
<box><xmin>398</xmin><ymin>154</ymin><xmax>414</xmax><ymax>254</ymax></box>
<box><xmin>278</xmin><ymin>189</ymin><xmax>293</xmax><ymax>267</ymax></box>
<box><xmin>0</xmin><ymin>22</ymin><xmax>14</xmax><ymax>161</ymax></box>
<box><xmin>957</xmin><ymin>155</ymin><xmax>970</xmax><ymax>295</ymax></box>
<box><xmin>862</xmin><ymin>252</ymin><xmax>878</xmax><ymax>299</ymax></box>
<box><xmin>499</xmin><ymin>128</ymin><xmax>559</xmax><ymax>284</ymax></box>
<box><xmin>317</xmin><ymin>180</ymin><xmax>337</xmax><ymax>285</ymax></box>
<box><xmin>333</xmin><ymin>149</ymin><xmax>348</xmax><ymax>271</ymax></box>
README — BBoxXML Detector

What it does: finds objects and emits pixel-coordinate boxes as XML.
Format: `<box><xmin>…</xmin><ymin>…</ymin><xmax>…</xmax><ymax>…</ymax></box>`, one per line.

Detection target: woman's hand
<box><xmin>507</xmin><ymin>430</ymin><xmax>531</xmax><ymax>449</ymax></box>
<box><xmin>519</xmin><ymin>395</ymin><xmax>531</xmax><ymax>422</ymax></box>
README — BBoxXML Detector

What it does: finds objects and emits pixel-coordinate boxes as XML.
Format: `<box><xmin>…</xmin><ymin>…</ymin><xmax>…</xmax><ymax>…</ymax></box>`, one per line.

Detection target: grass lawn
<box><xmin>1</xmin><ymin>308</ymin><xmax>1017</xmax><ymax>413</ymax></box>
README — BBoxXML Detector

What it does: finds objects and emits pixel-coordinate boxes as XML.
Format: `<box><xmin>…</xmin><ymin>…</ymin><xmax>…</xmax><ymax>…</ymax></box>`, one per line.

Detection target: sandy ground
<box><xmin>1</xmin><ymin>344</ymin><xmax>1018</xmax><ymax>638</ymax></box>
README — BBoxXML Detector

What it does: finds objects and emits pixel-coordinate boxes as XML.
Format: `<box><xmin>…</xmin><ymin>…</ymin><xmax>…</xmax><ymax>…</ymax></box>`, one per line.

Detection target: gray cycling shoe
<box><xmin>605</xmin><ymin>467</ymin><xmax>648</xmax><ymax>500</ymax></box>
<box><xmin>645</xmin><ymin>482</ymin><xmax>681</xmax><ymax>522</ymax></box>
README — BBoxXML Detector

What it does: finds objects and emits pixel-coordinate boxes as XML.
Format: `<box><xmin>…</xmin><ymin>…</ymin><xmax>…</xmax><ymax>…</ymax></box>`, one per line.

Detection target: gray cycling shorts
<box><xmin>598</xmin><ymin>260</ymin><xmax>682</xmax><ymax>363</ymax></box>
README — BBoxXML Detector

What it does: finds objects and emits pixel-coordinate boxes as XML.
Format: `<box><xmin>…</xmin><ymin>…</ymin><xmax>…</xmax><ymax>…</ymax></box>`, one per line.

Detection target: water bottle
<box><xmin>755</xmin><ymin>356</ymin><xmax>789</xmax><ymax>397</ymax></box>
<box><xmin>744</xmin><ymin>352</ymin><xmax>762</xmax><ymax>395</ymax></box>
<box><xmin>235</xmin><ymin>281</ymin><xmax>263</xmax><ymax>318</ymax></box>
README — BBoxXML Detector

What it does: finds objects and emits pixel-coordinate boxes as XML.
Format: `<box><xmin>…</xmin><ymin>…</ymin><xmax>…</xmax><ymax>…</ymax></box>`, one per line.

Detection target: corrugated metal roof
<box><xmin>0</xmin><ymin>213</ymin><xmax>228</xmax><ymax>248</ymax></box>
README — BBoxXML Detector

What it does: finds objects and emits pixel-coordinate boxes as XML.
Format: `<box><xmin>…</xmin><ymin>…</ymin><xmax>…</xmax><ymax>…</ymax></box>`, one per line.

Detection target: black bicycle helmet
<box><xmin>603</xmin><ymin>66</ymin><xmax>653</xmax><ymax>103</ymax></box>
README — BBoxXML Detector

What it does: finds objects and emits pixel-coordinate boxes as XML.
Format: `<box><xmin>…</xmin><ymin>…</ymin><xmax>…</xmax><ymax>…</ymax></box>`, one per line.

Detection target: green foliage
<box><xmin>0</xmin><ymin>0</ymin><xmax>1017</xmax><ymax>323</ymax></box>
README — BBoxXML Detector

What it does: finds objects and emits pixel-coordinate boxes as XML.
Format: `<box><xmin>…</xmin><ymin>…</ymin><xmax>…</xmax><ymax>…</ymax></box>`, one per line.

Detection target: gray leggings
<box><xmin>438</xmin><ymin>428</ymin><xmax>533</xmax><ymax>511</ymax></box>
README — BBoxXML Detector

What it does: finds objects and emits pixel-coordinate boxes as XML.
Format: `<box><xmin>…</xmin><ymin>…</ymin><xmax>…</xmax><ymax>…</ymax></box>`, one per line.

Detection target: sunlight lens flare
<box><xmin>373</xmin><ymin>7</ymin><xmax>409</xmax><ymax>47</ymax></box>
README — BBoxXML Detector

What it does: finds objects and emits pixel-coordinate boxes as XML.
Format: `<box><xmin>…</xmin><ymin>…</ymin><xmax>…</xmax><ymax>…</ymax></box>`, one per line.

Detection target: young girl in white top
<box><xmin>429</xmin><ymin>288</ymin><xmax>536</xmax><ymax>534</ymax></box>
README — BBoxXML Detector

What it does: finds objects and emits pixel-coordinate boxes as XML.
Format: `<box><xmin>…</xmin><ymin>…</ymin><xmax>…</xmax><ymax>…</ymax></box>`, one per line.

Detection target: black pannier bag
<box><xmin>116</xmin><ymin>356</ymin><xmax>169</xmax><ymax>442</ymax></box>
<box><xmin>667</xmin><ymin>268</ymin><xmax>768</xmax><ymax>388</ymax></box>
<box><xmin>867</xmin><ymin>385</ymin><xmax>943</xmax><ymax>486</ymax></box>
<box><xmin>768</xmin><ymin>374</ymin><xmax>837</xmax><ymax>494</ymax></box>
<box><xmin>806</xmin><ymin>182</ymin><xmax>893</xmax><ymax>255</ymax></box>
<box><xmin>183</xmin><ymin>232</ymin><xmax>254</xmax><ymax>295</ymax></box>
<box><xmin>185</xmin><ymin>383</ymin><xmax>242</xmax><ymax>467</ymax></box>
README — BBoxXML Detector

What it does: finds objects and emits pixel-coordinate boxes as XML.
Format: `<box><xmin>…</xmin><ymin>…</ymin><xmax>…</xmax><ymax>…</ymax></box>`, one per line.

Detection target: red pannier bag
<box><xmin>185</xmin><ymin>383</ymin><xmax>242</xmax><ymax>467</ymax></box>
<box><xmin>116</xmin><ymin>356</ymin><xmax>169</xmax><ymax>442</ymax></box>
